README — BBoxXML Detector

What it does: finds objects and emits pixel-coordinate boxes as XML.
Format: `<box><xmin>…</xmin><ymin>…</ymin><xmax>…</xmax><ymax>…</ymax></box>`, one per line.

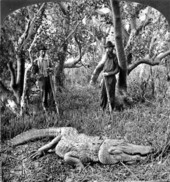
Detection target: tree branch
<box><xmin>18</xmin><ymin>19</ymin><xmax>31</xmax><ymax>49</ymax></box>
<box><xmin>124</xmin><ymin>7</ymin><xmax>151</xmax><ymax>56</ymax></box>
<box><xmin>149</xmin><ymin>36</ymin><xmax>157</xmax><ymax>56</ymax></box>
<box><xmin>28</xmin><ymin>25</ymin><xmax>43</xmax><ymax>64</ymax></box>
<box><xmin>64</xmin><ymin>35</ymin><xmax>90</xmax><ymax>68</ymax></box>
<box><xmin>74</xmin><ymin>34</ymin><xmax>82</xmax><ymax>59</ymax></box>
<box><xmin>61</xmin><ymin>21</ymin><xmax>81</xmax><ymax>49</ymax></box>
<box><xmin>128</xmin><ymin>50</ymin><xmax>170</xmax><ymax>74</ymax></box>
<box><xmin>156</xmin><ymin>50</ymin><xmax>170</xmax><ymax>61</ymax></box>
<box><xmin>20</xmin><ymin>63</ymin><xmax>32</xmax><ymax>115</ymax></box>
<box><xmin>128</xmin><ymin>58</ymin><xmax>159</xmax><ymax>74</ymax></box>
<box><xmin>16</xmin><ymin>52</ymin><xmax>25</xmax><ymax>88</ymax></box>
<box><xmin>18</xmin><ymin>3</ymin><xmax>45</xmax><ymax>51</ymax></box>
<box><xmin>8</xmin><ymin>62</ymin><xmax>17</xmax><ymax>89</ymax></box>
<box><xmin>65</xmin><ymin>34</ymin><xmax>83</xmax><ymax>67</ymax></box>
<box><xmin>136</xmin><ymin>19</ymin><xmax>151</xmax><ymax>35</ymax></box>
<box><xmin>58</xmin><ymin>2</ymin><xmax>68</xmax><ymax>16</ymax></box>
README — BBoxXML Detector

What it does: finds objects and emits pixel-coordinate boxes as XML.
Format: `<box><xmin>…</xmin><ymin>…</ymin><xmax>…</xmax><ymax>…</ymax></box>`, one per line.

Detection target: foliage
<box><xmin>123</xmin><ymin>5</ymin><xmax>169</xmax><ymax>60</ymax></box>
<box><xmin>1</xmin><ymin>1</ymin><xmax>170</xmax><ymax>77</ymax></box>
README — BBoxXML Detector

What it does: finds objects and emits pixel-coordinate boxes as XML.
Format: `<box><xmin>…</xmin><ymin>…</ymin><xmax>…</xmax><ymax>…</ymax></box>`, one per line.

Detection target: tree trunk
<box><xmin>20</xmin><ymin>63</ymin><xmax>32</xmax><ymax>115</ymax></box>
<box><xmin>55</xmin><ymin>44</ymin><xmax>67</xmax><ymax>89</ymax></box>
<box><xmin>5</xmin><ymin>51</ymin><xmax>26</xmax><ymax>115</ymax></box>
<box><xmin>55</xmin><ymin>2</ymin><xmax>70</xmax><ymax>90</ymax></box>
<box><xmin>8</xmin><ymin>51</ymin><xmax>25</xmax><ymax>104</ymax></box>
<box><xmin>110</xmin><ymin>0</ymin><xmax>128</xmax><ymax>95</ymax></box>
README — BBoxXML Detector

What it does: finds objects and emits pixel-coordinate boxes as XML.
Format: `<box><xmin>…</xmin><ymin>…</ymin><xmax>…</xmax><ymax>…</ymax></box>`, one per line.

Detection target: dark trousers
<box><xmin>100</xmin><ymin>76</ymin><xmax>116</xmax><ymax>110</ymax></box>
<box><xmin>41</xmin><ymin>76</ymin><xmax>52</xmax><ymax>110</ymax></box>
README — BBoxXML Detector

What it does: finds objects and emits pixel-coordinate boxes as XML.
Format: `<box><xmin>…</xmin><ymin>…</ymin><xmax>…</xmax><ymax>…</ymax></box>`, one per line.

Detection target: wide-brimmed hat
<box><xmin>104</xmin><ymin>41</ymin><xmax>115</xmax><ymax>48</ymax></box>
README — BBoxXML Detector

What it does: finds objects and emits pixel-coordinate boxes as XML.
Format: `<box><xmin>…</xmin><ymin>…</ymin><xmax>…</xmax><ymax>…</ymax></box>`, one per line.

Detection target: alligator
<box><xmin>8</xmin><ymin>127</ymin><xmax>153</xmax><ymax>170</ymax></box>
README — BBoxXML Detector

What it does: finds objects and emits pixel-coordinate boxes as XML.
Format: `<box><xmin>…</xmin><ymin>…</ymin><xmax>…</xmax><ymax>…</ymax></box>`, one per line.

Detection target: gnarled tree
<box><xmin>90</xmin><ymin>0</ymin><xmax>170</xmax><ymax>109</ymax></box>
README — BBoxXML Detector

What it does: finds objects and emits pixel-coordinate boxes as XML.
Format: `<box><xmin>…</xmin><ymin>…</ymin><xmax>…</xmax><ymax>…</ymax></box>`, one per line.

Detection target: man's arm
<box><xmin>89</xmin><ymin>54</ymin><xmax>107</xmax><ymax>85</ymax></box>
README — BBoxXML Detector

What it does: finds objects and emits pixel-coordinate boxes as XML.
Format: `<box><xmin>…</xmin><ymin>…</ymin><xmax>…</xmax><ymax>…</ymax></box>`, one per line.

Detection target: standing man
<box><xmin>90</xmin><ymin>41</ymin><xmax>119</xmax><ymax>110</ymax></box>
<box><xmin>35</xmin><ymin>46</ymin><xmax>52</xmax><ymax>111</ymax></box>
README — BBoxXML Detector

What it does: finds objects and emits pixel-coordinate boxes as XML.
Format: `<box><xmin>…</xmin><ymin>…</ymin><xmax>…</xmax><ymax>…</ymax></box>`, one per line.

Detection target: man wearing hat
<box><xmin>33</xmin><ymin>45</ymin><xmax>52</xmax><ymax>111</ymax></box>
<box><xmin>90</xmin><ymin>41</ymin><xmax>119</xmax><ymax>110</ymax></box>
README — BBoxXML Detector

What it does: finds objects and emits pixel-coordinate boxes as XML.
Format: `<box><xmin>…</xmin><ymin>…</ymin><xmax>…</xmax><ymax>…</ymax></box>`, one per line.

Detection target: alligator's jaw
<box><xmin>98</xmin><ymin>139</ymin><xmax>153</xmax><ymax>164</ymax></box>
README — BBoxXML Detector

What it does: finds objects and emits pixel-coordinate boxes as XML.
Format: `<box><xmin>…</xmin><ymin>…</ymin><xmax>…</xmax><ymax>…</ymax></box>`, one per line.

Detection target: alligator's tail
<box><xmin>8</xmin><ymin>127</ymin><xmax>77</xmax><ymax>146</ymax></box>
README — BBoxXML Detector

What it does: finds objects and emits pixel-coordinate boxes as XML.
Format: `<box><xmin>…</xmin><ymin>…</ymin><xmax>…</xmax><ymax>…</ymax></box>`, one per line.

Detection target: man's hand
<box><xmin>103</xmin><ymin>72</ymin><xmax>109</xmax><ymax>77</ymax></box>
<box><xmin>103</xmin><ymin>69</ymin><xmax>119</xmax><ymax>77</ymax></box>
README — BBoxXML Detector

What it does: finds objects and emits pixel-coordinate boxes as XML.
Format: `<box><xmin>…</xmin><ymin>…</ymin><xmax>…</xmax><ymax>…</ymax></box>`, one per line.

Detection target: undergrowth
<box><xmin>1</xmin><ymin>80</ymin><xmax>170</xmax><ymax>181</ymax></box>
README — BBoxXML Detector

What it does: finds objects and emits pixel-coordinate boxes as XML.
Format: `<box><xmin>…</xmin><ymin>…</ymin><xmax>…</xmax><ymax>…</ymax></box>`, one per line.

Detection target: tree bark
<box><xmin>55</xmin><ymin>2</ymin><xmax>70</xmax><ymax>89</ymax></box>
<box><xmin>8</xmin><ymin>51</ymin><xmax>25</xmax><ymax>104</ymax></box>
<box><xmin>110</xmin><ymin>0</ymin><xmax>127</xmax><ymax>95</ymax></box>
<box><xmin>20</xmin><ymin>63</ymin><xmax>32</xmax><ymax>115</ymax></box>
<box><xmin>55</xmin><ymin>44</ymin><xmax>67</xmax><ymax>89</ymax></box>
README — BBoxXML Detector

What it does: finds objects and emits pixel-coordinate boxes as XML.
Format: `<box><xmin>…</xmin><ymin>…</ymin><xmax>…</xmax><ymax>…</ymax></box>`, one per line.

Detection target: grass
<box><xmin>1</xmin><ymin>80</ymin><xmax>170</xmax><ymax>182</ymax></box>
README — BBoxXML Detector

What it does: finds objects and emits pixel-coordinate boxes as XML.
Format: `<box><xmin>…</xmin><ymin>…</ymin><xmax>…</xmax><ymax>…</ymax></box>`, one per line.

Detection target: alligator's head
<box><xmin>98</xmin><ymin>139</ymin><xmax>153</xmax><ymax>164</ymax></box>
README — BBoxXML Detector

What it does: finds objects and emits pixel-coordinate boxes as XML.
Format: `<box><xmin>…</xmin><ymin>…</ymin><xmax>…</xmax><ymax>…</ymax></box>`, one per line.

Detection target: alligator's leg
<box><xmin>30</xmin><ymin>135</ymin><xmax>62</xmax><ymax>160</ymax></box>
<box><xmin>64</xmin><ymin>151</ymin><xmax>84</xmax><ymax>171</ymax></box>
